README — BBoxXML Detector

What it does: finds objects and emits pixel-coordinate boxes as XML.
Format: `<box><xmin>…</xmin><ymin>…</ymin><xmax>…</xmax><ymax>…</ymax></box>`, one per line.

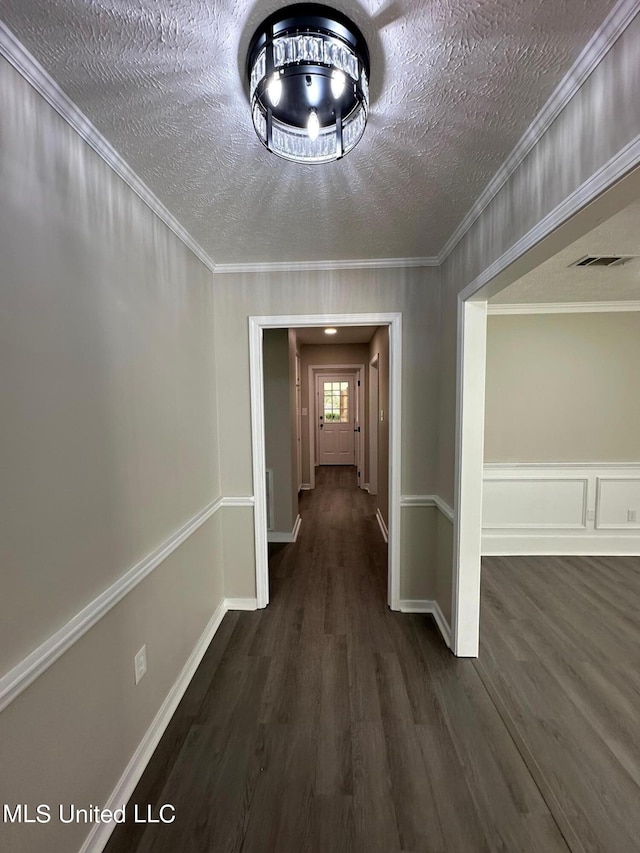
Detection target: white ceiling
<box><xmin>491</xmin><ymin>199</ymin><xmax>640</xmax><ymax>304</ymax></box>
<box><xmin>0</xmin><ymin>0</ymin><xmax>618</xmax><ymax>265</ymax></box>
<box><xmin>294</xmin><ymin>325</ymin><xmax>376</xmax><ymax>345</ymax></box>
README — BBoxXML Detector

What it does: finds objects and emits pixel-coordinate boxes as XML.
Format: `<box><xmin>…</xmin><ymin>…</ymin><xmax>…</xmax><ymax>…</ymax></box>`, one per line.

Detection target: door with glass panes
<box><xmin>317</xmin><ymin>374</ymin><xmax>355</xmax><ymax>465</ymax></box>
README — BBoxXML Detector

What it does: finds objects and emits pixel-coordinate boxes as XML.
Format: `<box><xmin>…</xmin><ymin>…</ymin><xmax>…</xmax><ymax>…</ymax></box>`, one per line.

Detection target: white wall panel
<box><xmin>596</xmin><ymin>477</ymin><xmax>640</xmax><ymax>528</ymax></box>
<box><xmin>483</xmin><ymin>464</ymin><xmax>640</xmax><ymax>555</ymax></box>
<box><xmin>483</xmin><ymin>477</ymin><xmax>587</xmax><ymax>529</ymax></box>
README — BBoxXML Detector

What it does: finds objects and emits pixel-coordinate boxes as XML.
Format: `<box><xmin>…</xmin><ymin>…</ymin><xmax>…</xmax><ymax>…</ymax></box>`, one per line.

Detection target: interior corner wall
<box><xmin>0</xmin><ymin>57</ymin><xmax>223</xmax><ymax>853</ymax></box>
<box><xmin>435</xmin><ymin>12</ymin><xmax>640</xmax><ymax>630</ymax></box>
<box><xmin>485</xmin><ymin>312</ymin><xmax>640</xmax><ymax>462</ymax></box>
<box><xmin>212</xmin><ymin>266</ymin><xmax>441</xmax><ymax>602</ymax></box>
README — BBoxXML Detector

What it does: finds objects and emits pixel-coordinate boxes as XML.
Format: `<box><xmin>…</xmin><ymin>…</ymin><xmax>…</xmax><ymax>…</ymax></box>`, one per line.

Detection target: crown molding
<box><xmin>488</xmin><ymin>301</ymin><xmax>640</xmax><ymax>315</ymax></box>
<box><xmin>0</xmin><ymin>22</ymin><xmax>216</xmax><ymax>275</ymax></box>
<box><xmin>213</xmin><ymin>256</ymin><xmax>439</xmax><ymax>274</ymax></box>
<box><xmin>438</xmin><ymin>0</ymin><xmax>640</xmax><ymax>265</ymax></box>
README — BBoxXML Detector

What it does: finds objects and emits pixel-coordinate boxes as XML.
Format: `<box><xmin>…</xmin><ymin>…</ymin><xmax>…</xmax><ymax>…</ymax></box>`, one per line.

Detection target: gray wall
<box><xmin>485</xmin><ymin>312</ymin><xmax>640</xmax><ymax>462</ymax></box>
<box><xmin>263</xmin><ymin>329</ymin><xmax>298</xmax><ymax>533</ymax></box>
<box><xmin>213</xmin><ymin>268</ymin><xmax>442</xmax><ymax>603</ymax></box>
<box><xmin>0</xmin><ymin>57</ymin><xmax>223</xmax><ymax>853</ymax></box>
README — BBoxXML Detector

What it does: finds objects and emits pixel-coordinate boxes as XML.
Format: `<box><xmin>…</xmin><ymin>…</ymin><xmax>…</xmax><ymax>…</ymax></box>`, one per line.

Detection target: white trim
<box><xmin>452</xmin><ymin>301</ymin><xmax>487</xmax><ymax>658</ymax></box>
<box><xmin>0</xmin><ymin>497</ymin><xmax>224</xmax><ymax>713</ymax></box>
<box><xmin>225</xmin><ymin>598</ymin><xmax>259</xmax><ymax>611</ymax></box>
<box><xmin>400</xmin><ymin>494</ymin><xmax>455</xmax><ymax>522</ymax></box>
<box><xmin>376</xmin><ymin>508</ymin><xmax>389</xmax><ymax>543</ymax></box>
<box><xmin>488</xmin><ymin>301</ymin><xmax>640</xmax><ymax>315</ymax></box>
<box><xmin>80</xmin><ymin>599</ymin><xmax>228</xmax><ymax>853</ymax></box>
<box><xmin>220</xmin><ymin>496</ymin><xmax>255</xmax><ymax>507</ymax></box>
<box><xmin>482</xmin><ymin>534</ymin><xmax>640</xmax><ymax>556</ymax></box>
<box><xmin>267</xmin><ymin>514</ymin><xmax>302</xmax><ymax>543</ymax></box>
<box><xmin>484</xmin><ymin>461</ymin><xmax>640</xmax><ymax>470</ymax></box>
<box><xmin>459</xmin><ymin>131</ymin><xmax>640</xmax><ymax>303</ymax></box>
<box><xmin>398</xmin><ymin>600</ymin><xmax>452</xmax><ymax>648</ymax></box>
<box><xmin>439</xmin><ymin>0</ymin><xmax>640</xmax><ymax>264</ymax></box>
<box><xmin>250</xmin><ymin>313</ymin><xmax>403</xmax><ymax>612</ymax></box>
<box><xmin>249</xmin><ymin>319</ymin><xmax>270</xmax><ymax>609</ymax></box>
<box><xmin>0</xmin><ymin>22</ymin><xmax>216</xmax><ymax>275</ymax></box>
<box><xmin>214</xmin><ymin>257</ymin><xmax>439</xmax><ymax>274</ymax></box>
<box><xmin>300</xmin><ymin>483</ymin><xmax>312</xmax><ymax>491</ymax></box>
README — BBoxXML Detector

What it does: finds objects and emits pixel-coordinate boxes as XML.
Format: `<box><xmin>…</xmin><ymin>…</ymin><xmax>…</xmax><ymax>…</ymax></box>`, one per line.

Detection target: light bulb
<box><xmin>307</xmin><ymin>109</ymin><xmax>320</xmax><ymax>141</ymax></box>
<box><xmin>267</xmin><ymin>73</ymin><xmax>282</xmax><ymax>107</ymax></box>
<box><xmin>331</xmin><ymin>69</ymin><xmax>345</xmax><ymax>99</ymax></box>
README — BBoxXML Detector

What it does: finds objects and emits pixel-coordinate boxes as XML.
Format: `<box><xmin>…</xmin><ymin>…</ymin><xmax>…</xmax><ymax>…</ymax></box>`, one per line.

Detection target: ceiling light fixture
<box><xmin>324</xmin><ymin>327</ymin><xmax>338</xmax><ymax>335</ymax></box>
<box><xmin>247</xmin><ymin>3</ymin><xmax>370</xmax><ymax>164</ymax></box>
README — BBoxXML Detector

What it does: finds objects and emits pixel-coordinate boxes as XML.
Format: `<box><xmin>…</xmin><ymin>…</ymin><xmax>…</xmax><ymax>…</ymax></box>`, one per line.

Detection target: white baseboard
<box><xmin>81</xmin><ymin>599</ymin><xmax>228</xmax><ymax>853</ymax></box>
<box><xmin>225</xmin><ymin>597</ymin><xmax>258</xmax><ymax>611</ymax></box>
<box><xmin>482</xmin><ymin>534</ymin><xmax>640</xmax><ymax>556</ymax></box>
<box><xmin>376</xmin><ymin>508</ymin><xmax>389</xmax><ymax>543</ymax></box>
<box><xmin>267</xmin><ymin>514</ymin><xmax>302</xmax><ymax>543</ymax></box>
<box><xmin>399</xmin><ymin>599</ymin><xmax>452</xmax><ymax>648</ymax></box>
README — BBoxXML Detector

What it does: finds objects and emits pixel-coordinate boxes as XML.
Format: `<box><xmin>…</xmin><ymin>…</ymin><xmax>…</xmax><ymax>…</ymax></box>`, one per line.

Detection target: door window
<box><xmin>323</xmin><ymin>381</ymin><xmax>349</xmax><ymax>422</ymax></box>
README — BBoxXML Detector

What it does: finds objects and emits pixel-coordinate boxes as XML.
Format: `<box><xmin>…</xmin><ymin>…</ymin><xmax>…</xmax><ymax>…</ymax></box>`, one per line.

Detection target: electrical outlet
<box><xmin>586</xmin><ymin>509</ymin><xmax>595</xmax><ymax>522</ymax></box>
<box><xmin>380</xmin><ymin>409</ymin><xmax>384</xmax><ymax>422</ymax></box>
<box><xmin>301</xmin><ymin>407</ymin><xmax>307</xmax><ymax>416</ymax></box>
<box><xmin>628</xmin><ymin>509</ymin><xmax>637</xmax><ymax>523</ymax></box>
<box><xmin>134</xmin><ymin>645</ymin><xmax>147</xmax><ymax>685</ymax></box>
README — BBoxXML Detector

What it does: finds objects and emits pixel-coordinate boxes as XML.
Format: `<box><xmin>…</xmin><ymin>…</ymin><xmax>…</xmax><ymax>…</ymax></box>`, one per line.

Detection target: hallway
<box><xmin>105</xmin><ymin>467</ymin><xmax>567</xmax><ymax>853</ymax></box>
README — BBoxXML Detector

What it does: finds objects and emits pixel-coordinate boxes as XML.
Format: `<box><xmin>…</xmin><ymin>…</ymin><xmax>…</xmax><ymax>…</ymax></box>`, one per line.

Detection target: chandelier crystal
<box><xmin>247</xmin><ymin>4</ymin><xmax>370</xmax><ymax>164</ymax></box>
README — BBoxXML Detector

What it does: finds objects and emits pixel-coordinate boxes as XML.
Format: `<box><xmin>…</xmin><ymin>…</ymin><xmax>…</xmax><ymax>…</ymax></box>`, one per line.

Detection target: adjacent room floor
<box><xmin>105</xmin><ymin>468</ymin><xmax>639</xmax><ymax>853</ymax></box>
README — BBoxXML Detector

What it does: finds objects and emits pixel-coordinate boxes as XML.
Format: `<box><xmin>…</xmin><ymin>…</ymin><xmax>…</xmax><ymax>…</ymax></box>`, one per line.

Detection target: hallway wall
<box><xmin>213</xmin><ymin>267</ymin><xmax>442</xmax><ymax>604</ymax></box>
<box><xmin>0</xmin><ymin>57</ymin><xmax>223</xmax><ymax>853</ymax></box>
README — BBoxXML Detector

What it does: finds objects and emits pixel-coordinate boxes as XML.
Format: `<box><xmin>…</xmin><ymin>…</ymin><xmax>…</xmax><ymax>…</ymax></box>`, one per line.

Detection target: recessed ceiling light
<box><xmin>247</xmin><ymin>4</ymin><xmax>370</xmax><ymax>164</ymax></box>
<box><xmin>324</xmin><ymin>327</ymin><xmax>338</xmax><ymax>335</ymax></box>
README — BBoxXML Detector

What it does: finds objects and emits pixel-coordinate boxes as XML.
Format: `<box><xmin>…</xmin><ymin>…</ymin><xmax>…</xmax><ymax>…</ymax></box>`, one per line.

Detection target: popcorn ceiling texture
<box><xmin>0</xmin><ymin>0</ymin><xmax>617</xmax><ymax>264</ymax></box>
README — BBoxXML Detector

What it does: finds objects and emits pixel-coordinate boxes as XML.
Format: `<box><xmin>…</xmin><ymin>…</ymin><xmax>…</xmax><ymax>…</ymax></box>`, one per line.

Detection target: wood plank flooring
<box><xmin>107</xmin><ymin>468</ymin><xmax>576</xmax><ymax>853</ymax></box>
<box><xmin>477</xmin><ymin>554</ymin><xmax>640</xmax><ymax>853</ymax></box>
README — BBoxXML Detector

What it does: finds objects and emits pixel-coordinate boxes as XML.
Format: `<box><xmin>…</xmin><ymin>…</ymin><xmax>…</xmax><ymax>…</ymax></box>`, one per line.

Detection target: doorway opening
<box><xmin>453</xmin><ymin>165</ymin><xmax>640</xmax><ymax>656</ymax></box>
<box><xmin>249</xmin><ymin>313</ymin><xmax>402</xmax><ymax>610</ymax></box>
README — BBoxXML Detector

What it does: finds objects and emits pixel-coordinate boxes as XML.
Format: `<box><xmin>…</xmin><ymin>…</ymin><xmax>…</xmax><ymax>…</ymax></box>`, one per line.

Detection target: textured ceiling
<box><xmin>0</xmin><ymin>0</ymin><xmax>618</xmax><ymax>264</ymax></box>
<box><xmin>492</xmin><ymin>199</ymin><xmax>640</xmax><ymax>304</ymax></box>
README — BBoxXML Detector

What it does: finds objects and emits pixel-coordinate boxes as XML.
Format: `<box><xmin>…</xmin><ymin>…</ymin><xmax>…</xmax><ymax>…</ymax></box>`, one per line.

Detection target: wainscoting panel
<box><xmin>596</xmin><ymin>477</ymin><xmax>640</xmax><ymax>529</ymax></box>
<box><xmin>483</xmin><ymin>477</ymin><xmax>587</xmax><ymax>529</ymax></box>
<box><xmin>483</xmin><ymin>464</ymin><xmax>640</xmax><ymax>555</ymax></box>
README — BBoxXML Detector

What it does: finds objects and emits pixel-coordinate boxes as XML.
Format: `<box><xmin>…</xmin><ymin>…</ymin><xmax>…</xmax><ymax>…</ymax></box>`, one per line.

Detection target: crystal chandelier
<box><xmin>247</xmin><ymin>4</ymin><xmax>370</xmax><ymax>164</ymax></box>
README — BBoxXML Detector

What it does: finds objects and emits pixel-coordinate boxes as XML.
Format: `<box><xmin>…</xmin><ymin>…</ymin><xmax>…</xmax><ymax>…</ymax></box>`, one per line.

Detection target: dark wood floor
<box><xmin>106</xmin><ymin>468</ymin><xmax>640</xmax><ymax>853</ymax></box>
<box><xmin>478</xmin><ymin>554</ymin><xmax>640</xmax><ymax>853</ymax></box>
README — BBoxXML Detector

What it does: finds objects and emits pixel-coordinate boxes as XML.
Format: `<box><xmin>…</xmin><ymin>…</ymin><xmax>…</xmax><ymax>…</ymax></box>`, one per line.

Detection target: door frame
<box><xmin>368</xmin><ymin>353</ymin><xmax>379</xmax><ymax>495</ymax></box>
<box><xmin>249</xmin><ymin>312</ymin><xmax>402</xmax><ymax>610</ymax></box>
<box><xmin>308</xmin><ymin>365</ymin><xmax>365</xmax><ymax>487</ymax></box>
<box><xmin>452</xmin><ymin>158</ymin><xmax>640</xmax><ymax>657</ymax></box>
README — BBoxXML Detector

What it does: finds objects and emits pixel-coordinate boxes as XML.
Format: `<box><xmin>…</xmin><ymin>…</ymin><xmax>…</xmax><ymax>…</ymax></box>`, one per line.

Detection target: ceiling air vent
<box><xmin>571</xmin><ymin>255</ymin><xmax>637</xmax><ymax>268</ymax></box>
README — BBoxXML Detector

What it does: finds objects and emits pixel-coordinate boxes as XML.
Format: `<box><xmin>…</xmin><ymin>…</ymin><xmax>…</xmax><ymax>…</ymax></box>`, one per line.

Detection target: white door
<box><xmin>317</xmin><ymin>375</ymin><xmax>355</xmax><ymax>465</ymax></box>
